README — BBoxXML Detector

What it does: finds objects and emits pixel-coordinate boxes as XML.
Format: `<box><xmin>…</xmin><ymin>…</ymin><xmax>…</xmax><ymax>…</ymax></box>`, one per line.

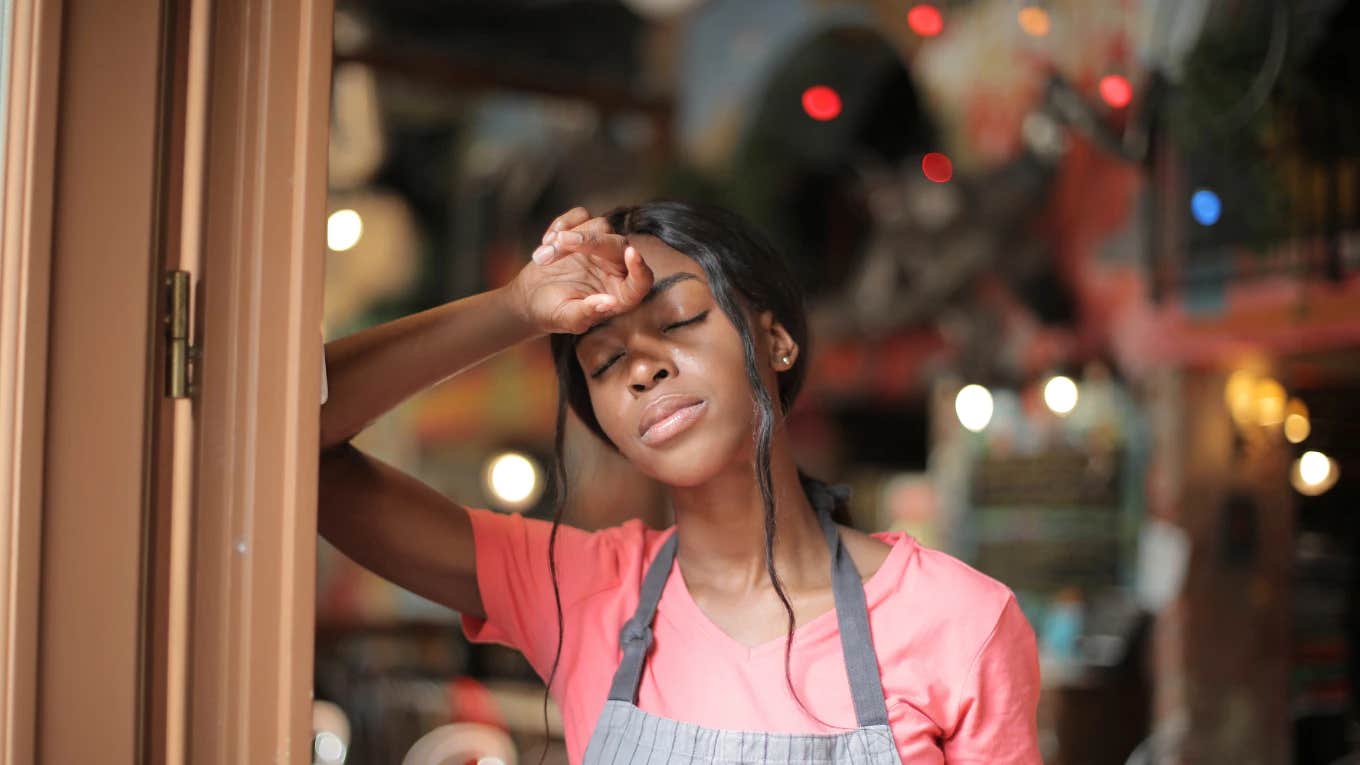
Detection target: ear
<box><xmin>758</xmin><ymin>310</ymin><xmax>799</xmax><ymax>372</ymax></box>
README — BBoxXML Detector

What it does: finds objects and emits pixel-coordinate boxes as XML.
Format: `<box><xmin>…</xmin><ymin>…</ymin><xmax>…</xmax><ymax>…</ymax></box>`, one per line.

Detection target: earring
<box><xmin>779</xmin><ymin>355</ymin><xmax>790</xmax><ymax>366</ymax></box>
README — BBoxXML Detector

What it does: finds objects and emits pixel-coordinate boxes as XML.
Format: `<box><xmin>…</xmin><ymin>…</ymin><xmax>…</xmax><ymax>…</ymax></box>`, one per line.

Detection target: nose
<box><xmin>628</xmin><ymin>351</ymin><xmax>675</xmax><ymax>393</ymax></box>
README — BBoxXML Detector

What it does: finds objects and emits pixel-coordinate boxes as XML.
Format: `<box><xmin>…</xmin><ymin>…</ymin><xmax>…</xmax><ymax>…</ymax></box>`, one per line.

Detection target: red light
<box><xmin>1098</xmin><ymin>75</ymin><xmax>1133</xmax><ymax>109</ymax></box>
<box><xmin>801</xmin><ymin>85</ymin><xmax>842</xmax><ymax>121</ymax></box>
<box><xmin>922</xmin><ymin>152</ymin><xmax>953</xmax><ymax>183</ymax></box>
<box><xmin>907</xmin><ymin>4</ymin><xmax>944</xmax><ymax>37</ymax></box>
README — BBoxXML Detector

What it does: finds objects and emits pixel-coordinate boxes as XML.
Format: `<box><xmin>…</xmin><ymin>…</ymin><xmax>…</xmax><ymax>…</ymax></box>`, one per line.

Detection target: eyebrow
<box><xmin>580</xmin><ymin>272</ymin><xmax>703</xmax><ymax>338</ymax></box>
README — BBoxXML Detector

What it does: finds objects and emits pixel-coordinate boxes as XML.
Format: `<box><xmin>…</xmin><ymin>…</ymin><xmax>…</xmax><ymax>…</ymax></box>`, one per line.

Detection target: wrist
<box><xmin>491</xmin><ymin>281</ymin><xmax>543</xmax><ymax>341</ymax></box>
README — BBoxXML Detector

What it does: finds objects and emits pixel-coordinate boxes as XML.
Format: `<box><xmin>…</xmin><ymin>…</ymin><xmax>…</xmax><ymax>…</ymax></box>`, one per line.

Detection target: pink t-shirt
<box><xmin>460</xmin><ymin>507</ymin><xmax>1042</xmax><ymax>764</ymax></box>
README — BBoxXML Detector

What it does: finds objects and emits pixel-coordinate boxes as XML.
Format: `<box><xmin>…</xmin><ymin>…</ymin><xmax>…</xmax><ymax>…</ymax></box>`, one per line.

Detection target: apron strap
<box><xmin>606</xmin><ymin>529</ymin><xmax>679</xmax><ymax>703</ymax></box>
<box><xmin>814</xmin><ymin>492</ymin><xmax>891</xmax><ymax>728</ymax></box>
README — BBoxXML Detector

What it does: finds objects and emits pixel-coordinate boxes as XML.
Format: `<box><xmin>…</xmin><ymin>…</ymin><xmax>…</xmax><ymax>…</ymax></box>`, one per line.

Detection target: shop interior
<box><xmin>310</xmin><ymin>1</ymin><xmax>1360</xmax><ymax>763</ymax></box>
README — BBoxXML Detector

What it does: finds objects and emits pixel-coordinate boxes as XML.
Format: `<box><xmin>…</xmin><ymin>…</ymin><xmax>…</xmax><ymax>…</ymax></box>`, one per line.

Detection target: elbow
<box><xmin>320</xmin><ymin>439</ymin><xmax>358</xmax><ymax>469</ymax></box>
<box><xmin>318</xmin><ymin>403</ymin><xmax>358</xmax><ymax>452</ymax></box>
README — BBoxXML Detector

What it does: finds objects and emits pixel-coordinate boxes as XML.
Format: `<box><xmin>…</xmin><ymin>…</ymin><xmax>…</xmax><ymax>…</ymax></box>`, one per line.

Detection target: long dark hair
<box><xmin>539</xmin><ymin>200</ymin><xmax>850</xmax><ymax>750</ymax></box>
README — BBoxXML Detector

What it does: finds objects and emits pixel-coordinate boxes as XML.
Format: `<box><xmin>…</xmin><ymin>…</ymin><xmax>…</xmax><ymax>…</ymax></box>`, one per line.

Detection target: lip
<box><xmin>638</xmin><ymin>395</ymin><xmax>707</xmax><ymax>445</ymax></box>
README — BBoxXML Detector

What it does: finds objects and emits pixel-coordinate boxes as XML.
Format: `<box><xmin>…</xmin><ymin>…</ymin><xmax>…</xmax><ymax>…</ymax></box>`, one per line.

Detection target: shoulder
<box><xmin>869</xmin><ymin>531</ymin><xmax>1025</xmax><ymax>654</ymax></box>
<box><xmin>464</xmin><ymin>507</ymin><xmax>671</xmax><ymax>597</ymax></box>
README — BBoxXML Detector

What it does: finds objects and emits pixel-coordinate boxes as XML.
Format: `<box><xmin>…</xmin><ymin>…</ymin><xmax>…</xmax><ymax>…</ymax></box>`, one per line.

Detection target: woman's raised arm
<box><xmin>316</xmin><ymin>207</ymin><xmax>650</xmax><ymax>618</ymax></box>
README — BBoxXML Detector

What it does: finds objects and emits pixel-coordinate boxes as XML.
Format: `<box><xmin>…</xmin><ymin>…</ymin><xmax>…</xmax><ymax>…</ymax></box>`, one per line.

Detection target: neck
<box><xmin>667</xmin><ymin>425</ymin><xmax>828</xmax><ymax>594</ymax></box>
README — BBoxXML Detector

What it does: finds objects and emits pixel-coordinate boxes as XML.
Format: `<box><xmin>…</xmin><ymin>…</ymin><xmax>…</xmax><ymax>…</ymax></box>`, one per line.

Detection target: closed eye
<box><xmin>663</xmin><ymin>309</ymin><xmax>710</xmax><ymax>333</ymax></box>
<box><xmin>588</xmin><ymin>310</ymin><xmax>710</xmax><ymax>379</ymax></box>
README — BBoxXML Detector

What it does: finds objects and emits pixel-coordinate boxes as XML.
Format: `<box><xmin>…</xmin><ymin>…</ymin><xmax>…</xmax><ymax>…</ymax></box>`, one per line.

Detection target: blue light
<box><xmin>1191</xmin><ymin>189</ymin><xmax>1221</xmax><ymax>226</ymax></box>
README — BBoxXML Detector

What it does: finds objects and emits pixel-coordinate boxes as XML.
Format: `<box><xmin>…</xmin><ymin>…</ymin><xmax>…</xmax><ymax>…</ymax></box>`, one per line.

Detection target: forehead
<box><xmin>629</xmin><ymin>234</ymin><xmax>704</xmax><ymax>279</ymax></box>
<box><xmin>574</xmin><ymin>235</ymin><xmax>711</xmax><ymax>346</ymax></box>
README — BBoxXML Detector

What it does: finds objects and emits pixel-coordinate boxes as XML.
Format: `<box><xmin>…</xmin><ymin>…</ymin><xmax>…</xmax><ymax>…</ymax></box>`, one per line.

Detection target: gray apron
<box><xmin>581</xmin><ymin>490</ymin><xmax>904</xmax><ymax>764</ymax></box>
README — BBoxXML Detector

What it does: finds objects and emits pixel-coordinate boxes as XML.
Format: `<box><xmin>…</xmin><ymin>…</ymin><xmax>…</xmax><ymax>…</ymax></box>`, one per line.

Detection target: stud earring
<box><xmin>780</xmin><ymin>355</ymin><xmax>790</xmax><ymax>366</ymax></box>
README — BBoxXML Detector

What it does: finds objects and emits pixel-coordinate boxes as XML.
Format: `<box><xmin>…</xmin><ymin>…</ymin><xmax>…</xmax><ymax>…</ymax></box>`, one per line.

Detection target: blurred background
<box><xmin>310</xmin><ymin>1</ymin><xmax>1360</xmax><ymax>763</ymax></box>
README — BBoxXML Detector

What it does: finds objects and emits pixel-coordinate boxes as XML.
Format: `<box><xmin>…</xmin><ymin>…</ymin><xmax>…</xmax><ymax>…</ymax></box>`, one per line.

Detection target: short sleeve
<box><xmin>943</xmin><ymin>594</ymin><xmax>1042</xmax><ymax>764</ymax></box>
<box><xmin>459</xmin><ymin>507</ymin><xmax>623</xmax><ymax>677</ymax></box>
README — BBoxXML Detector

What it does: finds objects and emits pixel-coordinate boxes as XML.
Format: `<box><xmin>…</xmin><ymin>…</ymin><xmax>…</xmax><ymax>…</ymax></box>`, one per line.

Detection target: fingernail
<box><xmin>532</xmin><ymin>245</ymin><xmax>552</xmax><ymax>263</ymax></box>
<box><xmin>594</xmin><ymin>302</ymin><xmax>611</xmax><ymax>313</ymax></box>
<box><xmin>566</xmin><ymin>231</ymin><xmax>585</xmax><ymax>244</ymax></box>
<box><xmin>542</xmin><ymin>231</ymin><xmax>557</xmax><ymax>244</ymax></box>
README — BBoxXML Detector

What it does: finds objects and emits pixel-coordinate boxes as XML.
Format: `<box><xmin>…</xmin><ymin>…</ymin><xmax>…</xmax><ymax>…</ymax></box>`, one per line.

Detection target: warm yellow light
<box><xmin>484</xmin><ymin>452</ymin><xmax>542</xmax><ymax>509</ymax></box>
<box><xmin>1224</xmin><ymin>370</ymin><xmax>1258</xmax><ymax>426</ymax></box>
<box><xmin>1043</xmin><ymin>375</ymin><xmax>1079</xmax><ymax>416</ymax></box>
<box><xmin>327</xmin><ymin>208</ymin><xmax>363</xmax><ymax>251</ymax></box>
<box><xmin>1299</xmin><ymin>451</ymin><xmax>1330</xmax><ymax>485</ymax></box>
<box><xmin>1254</xmin><ymin>378</ymin><xmax>1286</xmax><ymax>426</ymax></box>
<box><xmin>1292</xmin><ymin>450</ymin><xmax>1339</xmax><ymax>496</ymax></box>
<box><xmin>1284</xmin><ymin>414</ymin><xmax>1310</xmax><ymax>443</ymax></box>
<box><xmin>1284</xmin><ymin>398</ymin><xmax>1310</xmax><ymax>443</ymax></box>
<box><xmin>955</xmin><ymin>384</ymin><xmax>994</xmax><ymax>432</ymax></box>
<box><xmin>1018</xmin><ymin>6</ymin><xmax>1051</xmax><ymax>37</ymax></box>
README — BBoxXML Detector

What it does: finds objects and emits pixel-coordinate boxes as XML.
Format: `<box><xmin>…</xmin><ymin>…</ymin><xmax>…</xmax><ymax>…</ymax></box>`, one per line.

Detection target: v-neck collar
<box><xmin>653</xmin><ymin>528</ymin><xmax>914</xmax><ymax>662</ymax></box>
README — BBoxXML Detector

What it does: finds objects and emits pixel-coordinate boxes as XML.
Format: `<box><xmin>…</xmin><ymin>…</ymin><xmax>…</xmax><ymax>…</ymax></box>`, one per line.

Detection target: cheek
<box><xmin>584</xmin><ymin>384</ymin><xmax>631</xmax><ymax>447</ymax></box>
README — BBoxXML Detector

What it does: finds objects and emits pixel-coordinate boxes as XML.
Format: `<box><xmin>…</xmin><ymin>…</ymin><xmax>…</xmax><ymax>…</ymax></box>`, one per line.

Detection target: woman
<box><xmin>319</xmin><ymin>201</ymin><xmax>1041</xmax><ymax>764</ymax></box>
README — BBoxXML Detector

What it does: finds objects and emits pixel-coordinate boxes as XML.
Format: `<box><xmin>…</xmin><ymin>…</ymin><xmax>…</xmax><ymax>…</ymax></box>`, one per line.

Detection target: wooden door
<box><xmin>0</xmin><ymin>0</ymin><xmax>331</xmax><ymax>762</ymax></box>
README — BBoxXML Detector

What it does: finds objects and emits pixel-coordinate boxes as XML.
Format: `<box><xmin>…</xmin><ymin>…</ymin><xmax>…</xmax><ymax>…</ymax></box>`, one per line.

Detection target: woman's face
<box><xmin>573</xmin><ymin>235</ymin><xmax>797</xmax><ymax>486</ymax></box>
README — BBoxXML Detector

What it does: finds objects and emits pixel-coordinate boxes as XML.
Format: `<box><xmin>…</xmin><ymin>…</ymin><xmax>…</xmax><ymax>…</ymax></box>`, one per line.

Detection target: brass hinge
<box><xmin>164</xmin><ymin>271</ymin><xmax>200</xmax><ymax>398</ymax></box>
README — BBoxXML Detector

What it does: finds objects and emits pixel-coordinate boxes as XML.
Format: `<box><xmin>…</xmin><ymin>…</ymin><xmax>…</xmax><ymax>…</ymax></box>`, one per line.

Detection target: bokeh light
<box><xmin>327</xmin><ymin>209</ymin><xmax>363</xmax><ymax>252</ymax></box>
<box><xmin>907</xmin><ymin>4</ymin><xmax>944</xmax><ymax>37</ymax></box>
<box><xmin>1254</xmin><ymin>378</ymin><xmax>1286</xmax><ymax>426</ymax></box>
<box><xmin>922</xmin><ymin>152</ymin><xmax>954</xmax><ymax>183</ymax></box>
<box><xmin>1098</xmin><ymin>75</ymin><xmax>1133</xmax><ymax>108</ymax></box>
<box><xmin>1292</xmin><ymin>450</ymin><xmax>1339</xmax><ymax>496</ymax></box>
<box><xmin>484</xmin><ymin>451</ymin><xmax>543</xmax><ymax>510</ymax></box>
<box><xmin>1191</xmin><ymin>189</ymin><xmax>1222</xmax><ymax>226</ymax></box>
<box><xmin>1043</xmin><ymin>375</ymin><xmax>1079</xmax><ymax>416</ymax></box>
<box><xmin>955</xmin><ymin>384</ymin><xmax>995</xmax><ymax>432</ymax></box>
<box><xmin>802</xmin><ymin>85</ymin><xmax>842</xmax><ymax>121</ymax></box>
<box><xmin>1018</xmin><ymin>6</ymin><xmax>1051</xmax><ymax>37</ymax></box>
<box><xmin>1225</xmin><ymin>369</ymin><xmax>1258</xmax><ymax>426</ymax></box>
<box><xmin>1284</xmin><ymin>398</ymin><xmax>1310</xmax><ymax>444</ymax></box>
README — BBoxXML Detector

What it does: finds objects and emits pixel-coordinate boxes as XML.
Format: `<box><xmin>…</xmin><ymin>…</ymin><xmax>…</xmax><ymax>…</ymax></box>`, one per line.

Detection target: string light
<box><xmin>484</xmin><ymin>452</ymin><xmax>543</xmax><ymax>510</ymax></box>
<box><xmin>1292</xmin><ymin>450</ymin><xmax>1339</xmax><ymax>496</ymax></box>
<box><xmin>1191</xmin><ymin>189</ymin><xmax>1222</xmax><ymax>226</ymax></box>
<box><xmin>1043</xmin><ymin>376</ymin><xmax>1079</xmax><ymax>416</ymax></box>
<box><xmin>921</xmin><ymin>152</ymin><xmax>954</xmax><ymax>183</ymax></box>
<box><xmin>327</xmin><ymin>209</ymin><xmax>363</xmax><ymax>252</ymax></box>
<box><xmin>1098</xmin><ymin>75</ymin><xmax>1133</xmax><ymax>109</ymax></box>
<box><xmin>1284</xmin><ymin>398</ymin><xmax>1310</xmax><ymax>444</ymax></box>
<box><xmin>955</xmin><ymin>384</ymin><xmax>994</xmax><ymax>432</ymax></box>
<box><xmin>1018</xmin><ymin>6</ymin><xmax>1051</xmax><ymax>37</ymax></box>
<box><xmin>801</xmin><ymin>85</ymin><xmax>842</xmax><ymax>121</ymax></box>
<box><xmin>907</xmin><ymin>4</ymin><xmax>944</xmax><ymax>37</ymax></box>
<box><xmin>1254</xmin><ymin>378</ymin><xmax>1286</xmax><ymax>427</ymax></box>
<box><xmin>1224</xmin><ymin>370</ymin><xmax>1256</xmax><ymax>426</ymax></box>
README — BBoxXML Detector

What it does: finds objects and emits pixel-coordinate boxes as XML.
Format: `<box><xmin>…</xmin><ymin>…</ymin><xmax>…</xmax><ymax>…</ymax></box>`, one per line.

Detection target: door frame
<box><xmin>184</xmin><ymin>0</ymin><xmax>331</xmax><ymax>761</ymax></box>
<box><xmin>0</xmin><ymin>0</ymin><xmax>61</xmax><ymax>762</ymax></box>
<box><xmin>0</xmin><ymin>0</ymin><xmax>331</xmax><ymax>761</ymax></box>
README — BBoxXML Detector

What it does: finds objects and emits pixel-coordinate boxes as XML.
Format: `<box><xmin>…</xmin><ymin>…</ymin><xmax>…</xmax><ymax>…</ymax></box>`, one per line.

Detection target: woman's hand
<box><xmin>507</xmin><ymin>207</ymin><xmax>654</xmax><ymax>335</ymax></box>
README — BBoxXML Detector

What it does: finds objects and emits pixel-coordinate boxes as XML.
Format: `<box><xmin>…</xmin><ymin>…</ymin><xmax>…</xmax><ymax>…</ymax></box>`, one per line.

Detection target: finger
<box><xmin>559</xmin><ymin>293</ymin><xmax>617</xmax><ymax>334</ymax></box>
<box><xmin>533</xmin><ymin>229</ymin><xmax>625</xmax><ymax>268</ymax></box>
<box><xmin>531</xmin><ymin>241</ymin><xmax>563</xmax><ymax>266</ymax></box>
<box><xmin>569</xmin><ymin>216</ymin><xmax>613</xmax><ymax>237</ymax></box>
<box><xmin>554</xmin><ymin>230</ymin><xmax>628</xmax><ymax>261</ymax></box>
<box><xmin>616</xmin><ymin>246</ymin><xmax>654</xmax><ymax>306</ymax></box>
<box><xmin>542</xmin><ymin>207</ymin><xmax>590</xmax><ymax>243</ymax></box>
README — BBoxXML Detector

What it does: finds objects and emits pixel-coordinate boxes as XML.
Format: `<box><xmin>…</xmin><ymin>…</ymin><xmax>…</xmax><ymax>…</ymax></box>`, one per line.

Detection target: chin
<box><xmin>624</xmin><ymin>424</ymin><xmax>750</xmax><ymax>488</ymax></box>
